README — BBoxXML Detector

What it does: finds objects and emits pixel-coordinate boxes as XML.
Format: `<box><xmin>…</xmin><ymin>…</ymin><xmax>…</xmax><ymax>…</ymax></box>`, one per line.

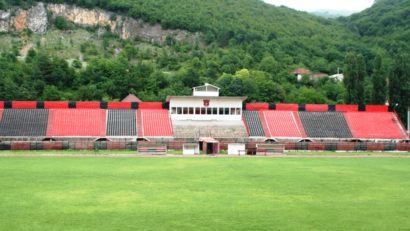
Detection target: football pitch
<box><xmin>1</xmin><ymin>156</ymin><xmax>409</xmax><ymax>230</ymax></box>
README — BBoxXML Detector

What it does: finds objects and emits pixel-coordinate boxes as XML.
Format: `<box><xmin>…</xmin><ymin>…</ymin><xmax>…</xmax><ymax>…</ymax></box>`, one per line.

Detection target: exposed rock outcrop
<box><xmin>0</xmin><ymin>11</ymin><xmax>11</xmax><ymax>32</ymax></box>
<box><xmin>0</xmin><ymin>2</ymin><xmax>198</xmax><ymax>44</ymax></box>
<box><xmin>27</xmin><ymin>2</ymin><xmax>48</xmax><ymax>33</ymax></box>
<box><xmin>46</xmin><ymin>3</ymin><xmax>198</xmax><ymax>44</ymax></box>
<box><xmin>0</xmin><ymin>2</ymin><xmax>48</xmax><ymax>33</ymax></box>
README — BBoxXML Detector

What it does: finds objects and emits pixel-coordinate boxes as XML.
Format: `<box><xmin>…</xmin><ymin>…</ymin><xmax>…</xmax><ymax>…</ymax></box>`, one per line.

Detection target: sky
<box><xmin>263</xmin><ymin>0</ymin><xmax>374</xmax><ymax>12</ymax></box>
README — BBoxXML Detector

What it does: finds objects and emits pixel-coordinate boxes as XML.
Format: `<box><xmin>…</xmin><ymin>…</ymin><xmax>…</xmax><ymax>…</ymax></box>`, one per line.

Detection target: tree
<box><xmin>259</xmin><ymin>56</ymin><xmax>278</xmax><ymax>75</ymax></box>
<box><xmin>343</xmin><ymin>52</ymin><xmax>366</xmax><ymax>104</ymax></box>
<box><xmin>54</xmin><ymin>16</ymin><xmax>69</xmax><ymax>30</ymax></box>
<box><xmin>371</xmin><ymin>54</ymin><xmax>387</xmax><ymax>104</ymax></box>
<box><xmin>42</xmin><ymin>85</ymin><xmax>62</xmax><ymax>100</ymax></box>
<box><xmin>0</xmin><ymin>0</ymin><xmax>6</xmax><ymax>10</ymax></box>
<box><xmin>389</xmin><ymin>53</ymin><xmax>410</xmax><ymax>124</ymax></box>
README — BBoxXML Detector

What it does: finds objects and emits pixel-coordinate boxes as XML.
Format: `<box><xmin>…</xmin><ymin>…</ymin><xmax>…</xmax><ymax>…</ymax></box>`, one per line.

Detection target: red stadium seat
<box><xmin>366</xmin><ymin>105</ymin><xmax>388</xmax><ymax>112</ymax></box>
<box><xmin>246</xmin><ymin>103</ymin><xmax>269</xmax><ymax>111</ymax></box>
<box><xmin>140</xmin><ymin>109</ymin><xmax>173</xmax><ymax>136</ymax></box>
<box><xmin>336</xmin><ymin>104</ymin><xmax>358</xmax><ymax>112</ymax></box>
<box><xmin>47</xmin><ymin>109</ymin><xmax>107</xmax><ymax>136</ymax></box>
<box><xmin>305</xmin><ymin>104</ymin><xmax>328</xmax><ymax>112</ymax></box>
<box><xmin>12</xmin><ymin>101</ymin><xmax>36</xmax><ymax>109</ymax></box>
<box><xmin>344</xmin><ymin>112</ymin><xmax>407</xmax><ymax>139</ymax></box>
<box><xmin>76</xmin><ymin>102</ymin><xmax>100</xmax><ymax>109</ymax></box>
<box><xmin>44</xmin><ymin>101</ymin><xmax>69</xmax><ymax>109</ymax></box>
<box><xmin>139</xmin><ymin>102</ymin><xmax>163</xmax><ymax>109</ymax></box>
<box><xmin>275</xmin><ymin>104</ymin><xmax>299</xmax><ymax>111</ymax></box>
<box><xmin>107</xmin><ymin>102</ymin><xmax>132</xmax><ymax>109</ymax></box>
<box><xmin>260</xmin><ymin>111</ymin><xmax>306</xmax><ymax>138</ymax></box>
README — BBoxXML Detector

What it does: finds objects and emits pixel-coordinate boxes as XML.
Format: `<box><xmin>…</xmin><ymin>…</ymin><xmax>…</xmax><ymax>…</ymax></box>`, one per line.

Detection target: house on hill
<box><xmin>291</xmin><ymin>68</ymin><xmax>312</xmax><ymax>81</ymax></box>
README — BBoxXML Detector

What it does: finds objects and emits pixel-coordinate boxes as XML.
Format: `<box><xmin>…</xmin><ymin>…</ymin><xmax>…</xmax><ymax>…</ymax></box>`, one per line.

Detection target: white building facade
<box><xmin>167</xmin><ymin>84</ymin><xmax>246</xmax><ymax>121</ymax></box>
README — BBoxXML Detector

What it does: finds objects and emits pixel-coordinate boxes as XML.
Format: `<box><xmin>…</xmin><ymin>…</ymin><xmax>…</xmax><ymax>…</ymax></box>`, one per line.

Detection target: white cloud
<box><xmin>264</xmin><ymin>0</ymin><xmax>374</xmax><ymax>12</ymax></box>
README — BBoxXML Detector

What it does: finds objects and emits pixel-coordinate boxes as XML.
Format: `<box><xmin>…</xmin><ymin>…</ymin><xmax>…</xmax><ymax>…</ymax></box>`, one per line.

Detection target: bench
<box><xmin>256</xmin><ymin>144</ymin><xmax>285</xmax><ymax>155</ymax></box>
<box><xmin>137</xmin><ymin>144</ymin><xmax>167</xmax><ymax>155</ymax></box>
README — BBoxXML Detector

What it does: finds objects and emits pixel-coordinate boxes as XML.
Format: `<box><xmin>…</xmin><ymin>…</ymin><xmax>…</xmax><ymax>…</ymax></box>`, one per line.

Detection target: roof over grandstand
<box><xmin>193</xmin><ymin>83</ymin><xmax>220</xmax><ymax>91</ymax></box>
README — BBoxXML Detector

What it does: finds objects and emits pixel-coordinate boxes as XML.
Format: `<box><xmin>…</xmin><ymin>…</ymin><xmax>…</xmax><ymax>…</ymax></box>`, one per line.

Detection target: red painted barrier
<box><xmin>11</xmin><ymin>142</ymin><xmax>31</xmax><ymax>150</ymax></box>
<box><xmin>76</xmin><ymin>102</ymin><xmax>100</xmax><ymax>109</ymax></box>
<box><xmin>107</xmin><ymin>142</ymin><xmax>126</xmax><ymax>150</ymax></box>
<box><xmin>336</xmin><ymin>105</ymin><xmax>358</xmax><ymax>112</ymax></box>
<box><xmin>276</xmin><ymin>104</ymin><xmax>299</xmax><ymax>111</ymax></box>
<box><xmin>336</xmin><ymin>142</ymin><xmax>355</xmax><ymax>151</ymax></box>
<box><xmin>139</xmin><ymin>102</ymin><xmax>163</xmax><ymax>109</ymax></box>
<box><xmin>74</xmin><ymin>142</ymin><xmax>94</xmax><ymax>150</ymax></box>
<box><xmin>306</xmin><ymin>104</ymin><xmax>328</xmax><ymax>112</ymax></box>
<box><xmin>0</xmin><ymin>101</ymin><xmax>3</xmax><ymax>109</ymax></box>
<box><xmin>245</xmin><ymin>103</ymin><xmax>269</xmax><ymax>111</ymax></box>
<box><xmin>12</xmin><ymin>101</ymin><xmax>36</xmax><ymax>109</ymax></box>
<box><xmin>308</xmin><ymin>143</ymin><xmax>325</xmax><ymax>151</ymax></box>
<box><xmin>366</xmin><ymin>143</ymin><xmax>385</xmax><ymax>151</ymax></box>
<box><xmin>366</xmin><ymin>105</ymin><xmax>388</xmax><ymax>112</ymax></box>
<box><xmin>42</xmin><ymin>142</ymin><xmax>63</xmax><ymax>150</ymax></box>
<box><xmin>397</xmin><ymin>143</ymin><xmax>410</xmax><ymax>151</ymax></box>
<box><xmin>284</xmin><ymin>142</ymin><xmax>297</xmax><ymax>150</ymax></box>
<box><xmin>107</xmin><ymin>102</ymin><xmax>132</xmax><ymax>109</ymax></box>
<box><xmin>44</xmin><ymin>101</ymin><xmax>69</xmax><ymax>109</ymax></box>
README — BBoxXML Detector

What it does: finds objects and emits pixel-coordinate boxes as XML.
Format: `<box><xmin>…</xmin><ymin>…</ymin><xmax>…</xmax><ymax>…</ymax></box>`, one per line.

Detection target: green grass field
<box><xmin>1</xmin><ymin>157</ymin><xmax>410</xmax><ymax>230</ymax></box>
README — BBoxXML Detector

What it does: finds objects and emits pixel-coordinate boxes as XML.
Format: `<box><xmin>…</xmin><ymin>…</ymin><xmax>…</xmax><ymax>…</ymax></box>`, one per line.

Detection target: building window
<box><xmin>201</xmin><ymin>108</ymin><xmax>206</xmax><ymax>114</ymax></box>
<box><xmin>171</xmin><ymin>107</ymin><xmax>176</xmax><ymax>114</ymax></box>
<box><xmin>188</xmin><ymin>107</ymin><xmax>194</xmax><ymax>114</ymax></box>
<box><xmin>183</xmin><ymin>107</ymin><xmax>188</xmax><ymax>114</ymax></box>
<box><xmin>224</xmin><ymin>108</ymin><xmax>230</xmax><ymax>115</ymax></box>
<box><xmin>195</xmin><ymin>107</ymin><xmax>200</xmax><ymax>115</ymax></box>
<box><xmin>212</xmin><ymin>108</ymin><xmax>218</xmax><ymax>115</ymax></box>
<box><xmin>219</xmin><ymin>108</ymin><xmax>224</xmax><ymax>115</ymax></box>
<box><xmin>177</xmin><ymin>107</ymin><xmax>182</xmax><ymax>114</ymax></box>
<box><xmin>236</xmin><ymin>108</ymin><xmax>241</xmax><ymax>115</ymax></box>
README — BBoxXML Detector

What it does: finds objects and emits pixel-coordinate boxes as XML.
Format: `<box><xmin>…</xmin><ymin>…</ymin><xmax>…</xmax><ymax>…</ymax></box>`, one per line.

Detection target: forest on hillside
<box><xmin>0</xmin><ymin>0</ymin><xmax>409</xmax><ymax>120</ymax></box>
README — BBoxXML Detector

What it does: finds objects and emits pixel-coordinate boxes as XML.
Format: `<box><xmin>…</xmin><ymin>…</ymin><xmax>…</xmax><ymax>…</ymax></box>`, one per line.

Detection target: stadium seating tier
<box><xmin>140</xmin><ymin>110</ymin><xmax>173</xmax><ymax>136</ymax></box>
<box><xmin>106</xmin><ymin>110</ymin><xmax>137</xmax><ymax>136</ymax></box>
<box><xmin>344</xmin><ymin>112</ymin><xmax>407</xmax><ymax>139</ymax></box>
<box><xmin>0</xmin><ymin>109</ymin><xmax>49</xmax><ymax>136</ymax></box>
<box><xmin>47</xmin><ymin>109</ymin><xmax>106</xmax><ymax>136</ymax></box>
<box><xmin>173</xmin><ymin>120</ymin><xmax>248</xmax><ymax>138</ymax></box>
<box><xmin>261</xmin><ymin>111</ymin><xmax>306</xmax><ymax>138</ymax></box>
<box><xmin>243</xmin><ymin>111</ymin><xmax>265</xmax><ymax>136</ymax></box>
<box><xmin>299</xmin><ymin>112</ymin><xmax>353</xmax><ymax>138</ymax></box>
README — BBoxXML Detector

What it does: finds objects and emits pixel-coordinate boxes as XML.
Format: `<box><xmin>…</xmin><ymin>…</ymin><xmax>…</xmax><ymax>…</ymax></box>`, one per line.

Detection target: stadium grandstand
<box><xmin>0</xmin><ymin>84</ymin><xmax>409</xmax><ymax>152</ymax></box>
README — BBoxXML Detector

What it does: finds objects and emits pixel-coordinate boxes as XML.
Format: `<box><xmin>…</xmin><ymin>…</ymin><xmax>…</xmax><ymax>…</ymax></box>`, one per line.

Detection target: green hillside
<box><xmin>343</xmin><ymin>0</ymin><xmax>410</xmax><ymax>50</ymax></box>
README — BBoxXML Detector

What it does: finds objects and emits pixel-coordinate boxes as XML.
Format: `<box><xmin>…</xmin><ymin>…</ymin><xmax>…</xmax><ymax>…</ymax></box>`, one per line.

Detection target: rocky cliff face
<box><xmin>0</xmin><ymin>2</ymin><xmax>198</xmax><ymax>44</ymax></box>
<box><xmin>0</xmin><ymin>2</ymin><xmax>48</xmax><ymax>33</ymax></box>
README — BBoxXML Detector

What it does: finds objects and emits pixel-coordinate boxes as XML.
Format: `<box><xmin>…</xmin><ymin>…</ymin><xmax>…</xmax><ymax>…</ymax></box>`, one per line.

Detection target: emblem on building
<box><xmin>203</xmin><ymin>99</ymin><xmax>210</xmax><ymax>107</ymax></box>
